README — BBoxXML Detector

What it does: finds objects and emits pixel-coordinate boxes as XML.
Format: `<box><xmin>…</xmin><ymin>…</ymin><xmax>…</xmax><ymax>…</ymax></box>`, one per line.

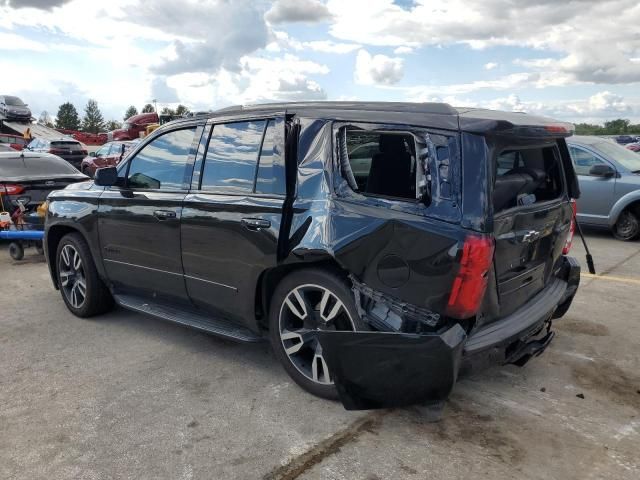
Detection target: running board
<box><xmin>113</xmin><ymin>294</ymin><xmax>263</xmax><ymax>343</ymax></box>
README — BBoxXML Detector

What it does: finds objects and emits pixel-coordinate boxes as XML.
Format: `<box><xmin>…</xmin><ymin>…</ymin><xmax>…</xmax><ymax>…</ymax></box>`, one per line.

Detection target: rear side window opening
<box><xmin>493</xmin><ymin>144</ymin><xmax>565</xmax><ymax>213</ymax></box>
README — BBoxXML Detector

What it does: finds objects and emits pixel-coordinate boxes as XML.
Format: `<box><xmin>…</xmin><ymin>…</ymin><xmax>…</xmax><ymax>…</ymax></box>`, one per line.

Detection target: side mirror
<box><xmin>89</xmin><ymin>151</ymin><xmax>96</xmax><ymax>157</ymax></box>
<box><xmin>589</xmin><ymin>164</ymin><xmax>615</xmax><ymax>178</ymax></box>
<box><xmin>94</xmin><ymin>166</ymin><xmax>119</xmax><ymax>186</ymax></box>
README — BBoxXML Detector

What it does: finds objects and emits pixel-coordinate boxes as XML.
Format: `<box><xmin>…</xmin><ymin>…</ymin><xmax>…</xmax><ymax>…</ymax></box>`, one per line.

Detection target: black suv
<box><xmin>44</xmin><ymin>102</ymin><xmax>581</xmax><ymax>410</ymax></box>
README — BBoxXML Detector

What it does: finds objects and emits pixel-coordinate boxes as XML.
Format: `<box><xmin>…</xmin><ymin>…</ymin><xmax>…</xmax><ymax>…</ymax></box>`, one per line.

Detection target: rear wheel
<box><xmin>56</xmin><ymin>233</ymin><xmax>114</xmax><ymax>317</ymax></box>
<box><xmin>268</xmin><ymin>269</ymin><xmax>366</xmax><ymax>400</ymax></box>
<box><xmin>612</xmin><ymin>209</ymin><xmax>640</xmax><ymax>241</ymax></box>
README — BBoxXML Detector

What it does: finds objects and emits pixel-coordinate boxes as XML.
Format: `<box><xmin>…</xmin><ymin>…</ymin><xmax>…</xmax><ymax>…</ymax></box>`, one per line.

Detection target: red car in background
<box><xmin>80</xmin><ymin>140</ymin><xmax>136</xmax><ymax>177</ymax></box>
<box><xmin>0</xmin><ymin>134</ymin><xmax>28</xmax><ymax>151</ymax></box>
<box><xmin>109</xmin><ymin>112</ymin><xmax>158</xmax><ymax>141</ymax></box>
<box><xmin>625</xmin><ymin>143</ymin><xmax>640</xmax><ymax>153</ymax></box>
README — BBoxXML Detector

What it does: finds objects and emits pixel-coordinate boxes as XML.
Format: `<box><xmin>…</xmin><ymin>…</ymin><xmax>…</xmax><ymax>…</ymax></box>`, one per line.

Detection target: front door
<box><xmin>98</xmin><ymin>126</ymin><xmax>200</xmax><ymax>304</ymax></box>
<box><xmin>181</xmin><ymin>117</ymin><xmax>287</xmax><ymax>328</ymax></box>
<box><xmin>568</xmin><ymin>145</ymin><xmax>616</xmax><ymax>225</ymax></box>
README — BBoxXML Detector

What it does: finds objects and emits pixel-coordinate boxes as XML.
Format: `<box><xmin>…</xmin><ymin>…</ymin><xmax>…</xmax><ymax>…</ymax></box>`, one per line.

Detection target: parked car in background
<box><xmin>44</xmin><ymin>102</ymin><xmax>581</xmax><ymax>410</ymax></box>
<box><xmin>25</xmin><ymin>138</ymin><xmax>87</xmax><ymax>170</ymax></box>
<box><xmin>568</xmin><ymin>135</ymin><xmax>640</xmax><ymax>240</ymax></box>
<box><xmin>0</xmin><ymin>144</ymin><xmax>16</xmax><ymax>152</ymax></box>
<box><xmin>80</xmin><ymin>140</ymin><xmax>134</xmax><ymax>177</ymax></box>
<box><xmin>109</xmin><ymin>112</ymin><xmax>159</xmax><ymax>141</ymax></box>
<box><xmin>614</xmin><ymin>135</ymin><xmax>637</xmax><ymax>145</ymax></box>
<box><xmin>625</xmin><ymin>142</ymin><xmax>640</xmax><ymax>153</ymax></box>
<box><xmin>0</xmin><ymin>133</ymin><xmax>28</xmax><ymax>151</ymax></box>
<box><xmin>0</xmin><ymin>151</ymin><xmax>88</xmax><ymax>214</ymax></box>
<box><xmin>0</xmin><ymin>95</ymin><xmax>32</xmax><ymax>121</ymax></box>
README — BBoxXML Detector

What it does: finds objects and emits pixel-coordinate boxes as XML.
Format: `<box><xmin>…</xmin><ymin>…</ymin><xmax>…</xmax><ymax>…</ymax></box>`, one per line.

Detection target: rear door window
<box><xmin>254</xmin><ymin>119</ymin><xmax>286</xmax><ymax>195</ymax></box>
<box><xmin>126</xmin><ymin>127</ymin><xmax>196</xmax><ymax>190</ymax></box>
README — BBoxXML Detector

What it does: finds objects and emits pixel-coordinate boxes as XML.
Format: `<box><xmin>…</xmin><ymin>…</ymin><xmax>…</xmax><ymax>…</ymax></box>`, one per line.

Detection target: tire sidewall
<box><xmin>268</xmin><ymin>268</ymin><xmax>365</xmax><ymax>400</ymax></box>
<box><xmin>613</xmin><ymin>210</ymin><xmax>640</xmax><ymax>241</ymax></box>
<box><xmin>56</xmin><ymin>234</ymin><xmax>101</xmax><ymax>317</ymax></box>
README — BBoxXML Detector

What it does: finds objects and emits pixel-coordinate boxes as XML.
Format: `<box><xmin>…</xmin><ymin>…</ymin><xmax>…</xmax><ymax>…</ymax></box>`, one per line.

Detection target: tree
<box><xmin>142</xmin><ymin>103</ymin><xmax>155</xmax><ymax>113</ymax></box>
<box><xmin>55</xmin><ymin>102</ymin><xmax>81</xmax><ymax>130</ymax></box>
<box><xmin>175</xmin><ymin>104</ymin><xmax>190</xmax><ymax>116</ymax></box>
<box><xmin>160</xmin><ymin>106</ymin><xmax>175</xmax><ymax>116</ymax></box>
<box><xmin>603</xmin><ymin>119</ymin><xmax>630</xmax><ymax>134</ymax></box>
<box><xmin>105</xmin><ymin>120</ymin><xmax>122</xmax><ymax>131</ymax></box>
<box><xmin>38</xmin><ymin>111</ymin><xmax>54</xmax><ymax>127</ymax></box>
<box><xmin>124</xmin><ymin>105</ymin><xmax>138</xmax><ymax>121</ymax></box>
<box><xmin>81</xmin><ymin>99</ymin><xmax>105</xmax><ymax>133</ymax></box>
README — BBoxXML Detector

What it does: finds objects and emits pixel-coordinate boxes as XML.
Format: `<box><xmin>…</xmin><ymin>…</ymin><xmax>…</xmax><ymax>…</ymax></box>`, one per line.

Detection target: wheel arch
<box><xmin>253</xmin><ymin>257</ymin><xmax>351</xmax><ymax>331</ymax></box>
<box><xmin>608</xmin><ymin>191</ymin><xmax>640</xmax><ymax>228</ymax></box>
<box><xmin>45</xmin><ymin>224</ymin><xmax>106</xmax><ymax>289</ymax></box>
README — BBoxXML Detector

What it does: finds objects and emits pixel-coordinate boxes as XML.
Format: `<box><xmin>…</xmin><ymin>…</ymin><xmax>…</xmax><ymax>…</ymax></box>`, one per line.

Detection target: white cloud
<box><xmin>354</xmin><ymin>49</ymin><xmax>404</xmax><ymax>85</ymax></box>
<box><xmin>484</xmin><ymin>62</ymin><xmax>498</xmax><ymax>70</ymax></box>
<box><xmin>393</xmin><ymin>46</ymin><xmax>414</xmax><ymax>55</ymax></box>
<box><xmin>265</xmin><ymin>0</ymin><xmax>333</xmax><ymax>24</ymax></box>
<box><xmin>303</xmin><ymin>40</ymin><xmax>361</xmax><ymax>54</ymax></box>
<box><xmin>326</xmin><ymin>0</ymin><xmax>640</xmax><ymax>85</ymax></box>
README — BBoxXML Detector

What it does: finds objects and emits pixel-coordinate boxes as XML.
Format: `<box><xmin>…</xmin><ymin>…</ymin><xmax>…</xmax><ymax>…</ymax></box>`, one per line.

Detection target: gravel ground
<box><xmin>0</xmin><ymin>230</ymin><xmax>638</xmax><ymax>479</ymax></box>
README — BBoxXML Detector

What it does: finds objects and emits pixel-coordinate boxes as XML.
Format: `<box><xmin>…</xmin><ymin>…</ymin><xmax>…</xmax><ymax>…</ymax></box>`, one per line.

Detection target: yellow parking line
<box><xmin>581</xmin><ymin>273</ymin><xmax>640</xmax><ymax>285</ymax></box>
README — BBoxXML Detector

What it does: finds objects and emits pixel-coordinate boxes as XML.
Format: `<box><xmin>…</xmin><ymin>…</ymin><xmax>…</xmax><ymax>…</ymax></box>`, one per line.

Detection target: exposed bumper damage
<box><xmin>318</xmin><ymin>257</ymin><xmax>580</xmax><ymax>411</ymax></box>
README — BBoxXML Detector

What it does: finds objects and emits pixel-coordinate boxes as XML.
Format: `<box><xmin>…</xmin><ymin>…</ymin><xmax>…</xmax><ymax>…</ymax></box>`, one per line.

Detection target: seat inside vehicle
<box><xmin>345</xmin><ymin>131</ymin><xmax>416</xmax><ymax>200</ymax></box>
<box><xmin>493</xmin><ymin>146</ymin><xmax>563</xmax><ymax>212</ymax></box>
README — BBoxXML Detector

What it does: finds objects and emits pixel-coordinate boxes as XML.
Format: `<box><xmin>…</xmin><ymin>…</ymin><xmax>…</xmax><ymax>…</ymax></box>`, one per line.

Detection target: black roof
<box><xmin>168</xmin><ymin>101</ymin><xmax>573</xmax><ymax>137</ymax></box>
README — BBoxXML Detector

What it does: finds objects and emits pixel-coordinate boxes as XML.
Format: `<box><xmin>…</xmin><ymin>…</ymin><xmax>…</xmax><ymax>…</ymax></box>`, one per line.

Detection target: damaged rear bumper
<box><xmin>318</xmin><ymin>256</ymin><xmax>580</xmax><ymax>411</ymax></box>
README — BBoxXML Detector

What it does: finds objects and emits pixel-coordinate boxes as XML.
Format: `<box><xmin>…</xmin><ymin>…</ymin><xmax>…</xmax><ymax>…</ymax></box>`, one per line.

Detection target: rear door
<box><xmin>181</xmin><ymin>116</ymin><xmax>287</xmax><ymax>328</ymax></box>
<box><xmin>98</xmin><ymin>125</ymin><xmax>200</xmax><ymax>304</ymax></box>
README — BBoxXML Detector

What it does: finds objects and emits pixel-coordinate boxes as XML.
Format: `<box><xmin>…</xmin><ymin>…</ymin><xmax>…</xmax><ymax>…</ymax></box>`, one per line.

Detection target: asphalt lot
<box><xmin>1</xmin><ymin>230</ymin><xmax>639</xmax><ymax>479</ymax></box>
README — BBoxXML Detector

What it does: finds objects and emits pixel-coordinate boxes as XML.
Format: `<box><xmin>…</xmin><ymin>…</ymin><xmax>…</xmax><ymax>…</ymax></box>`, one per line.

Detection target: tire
<box><xmin>268</xmin><ymin>268</ymin><xmax>367</xmax><ymax>400</ymax></box>
<box><xmin>56</xmin><ymin>233</ymin><xmax>114</xmax><ymax>317</ymax></box>
<box><xmin>9</xmin><ymin>242</ymin><xmax>24</xmax><ymax>261</ymax></box>
<box><xmin>612</xmin><ymin>209</ymin><xmax>640</xmax><ymax>241</ymax></box>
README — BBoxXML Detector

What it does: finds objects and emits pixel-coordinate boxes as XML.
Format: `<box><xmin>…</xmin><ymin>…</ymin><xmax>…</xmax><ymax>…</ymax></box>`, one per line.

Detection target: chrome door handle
<box><xmin>153</xmin><ymin>209</ymin><xmax>176</xmax><ymax>220</ymax></box>
<box><xmin>241</xmin><ymin>218</ymin><xmax>271</xmax><ymax>230</ymax></box>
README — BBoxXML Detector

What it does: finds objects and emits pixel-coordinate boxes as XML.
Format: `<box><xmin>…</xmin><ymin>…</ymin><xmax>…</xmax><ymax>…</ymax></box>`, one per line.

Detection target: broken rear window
<box><xmin>343</xmin><ymin>130</ymin><xmax>417</xmax><ymax>200</ymax></box>
<box><xmin>493</xmin><ymin>145</ymin><xmax>564</xmax><ymax>212</ymax></box>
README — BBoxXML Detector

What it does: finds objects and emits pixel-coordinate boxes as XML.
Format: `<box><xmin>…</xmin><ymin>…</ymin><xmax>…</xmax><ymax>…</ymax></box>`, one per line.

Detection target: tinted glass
<box><xmin>201</xmin><ymin>120</ymin><xmax>265</xmax><ymax>193</ymax></box>
<box><xmin>127</xmin><ymin>127</ymin><xmax>195</xmax><ymax>190</ymax></box>
<box><xmin>52</xmin><ymin>141</ymin><xmax>82</xmax><ymax>151</ymax></box>
<box><xmin>569</xmin><ymin>146</ymin><xmax>606</xmax><ymax>175</ymax></box>
<box><xmin>4</xmin><ymin>96</ymin><xmax>24</xmax><ymax>106</ymax></box>
<box><xmin>255</xmin><ymin>119</ymin><xmax>286</xmax><ymax>195</ymax></box>
<box><xmin>0</xmin><ymin>154</ymin><xmax>81</xmax><ymax>177</ymax></box>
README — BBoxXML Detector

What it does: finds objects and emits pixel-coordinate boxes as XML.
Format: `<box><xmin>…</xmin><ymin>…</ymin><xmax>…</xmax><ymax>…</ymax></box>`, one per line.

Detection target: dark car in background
<box><xmin>0</xmin><ymin>134</ymin><xmax>28</xmax><ymax>151</ymax></box>
<box><xmin>614</xmin><ymin>135</ymin><xmax>639</xmax><ymax>145</ymax></box>
<box><xmin>80</xmin><ymin>141</ymin><xmax>135</xmax><ymax>177</ymax></box>
<box><xmin>25</xmin><ymin>137</ymin><xmax>87</xmax><ymax>170</ymax></box>
<box><xmin>568</xmin><ymin>135</ymin><xmax>640</xmax><ymax>240</ymax></box>
<box><xmin>0</xmin><ymin>151</ymin><xmax>88</xmax><ymax>214</ymax></box>
<box><xmin>44</xmin><ymin>102</ymin><xmax>581</xmax><ymax>411</ymax></box>
<box><xmin>0</xmin><ymin>95</ymin><xmax>32</xmax><ymax>121</ymax></box>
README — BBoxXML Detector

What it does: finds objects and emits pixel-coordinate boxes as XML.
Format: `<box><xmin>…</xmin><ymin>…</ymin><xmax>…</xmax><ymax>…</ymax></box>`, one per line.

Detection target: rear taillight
<box><xmin>49</xmin><ymin>148</ymin><xmax>66</xmax><ymax>154</ymax></box>
<box><xmin>446</xmin><ymin>235</ymin><xmax>495</xmax><ymax>319</ymax></box>
<box><xmin>1</xmin><ymin>184</ymin><xmax>25</xmax><ymax>195</ymax></box>
<box><xmin>81</xmin><ymin>149</ymin><xmax>88</xmax><ymax>155</ymax></box>
<box><xmin>563</xmin><ymin>199</ymin><xmax>577</xmax><ymax>255</ymax></box>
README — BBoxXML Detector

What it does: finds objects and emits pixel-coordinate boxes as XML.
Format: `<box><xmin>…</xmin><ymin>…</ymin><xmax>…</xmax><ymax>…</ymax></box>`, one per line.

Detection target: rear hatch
<box><xmin>486</xmin><ymin>137</ymin><xmax>577</xmax><ymax>321</ymax></box>
<box><xmin>50</xmin><ymin>141</ymin><xmax>86</xmax><ymax>165</ymax></box>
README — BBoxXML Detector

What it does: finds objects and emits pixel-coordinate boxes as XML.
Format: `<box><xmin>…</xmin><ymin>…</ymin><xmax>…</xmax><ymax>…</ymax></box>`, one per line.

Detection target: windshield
<box><xmin>4</xmin><ymin>96</ymin><xmax>25</xmax><ymax>106</ymax></box>
<box><xmin>592</xmin><ymin>140</ymin><xmax>640</xmax><ymax>171</ymax></box>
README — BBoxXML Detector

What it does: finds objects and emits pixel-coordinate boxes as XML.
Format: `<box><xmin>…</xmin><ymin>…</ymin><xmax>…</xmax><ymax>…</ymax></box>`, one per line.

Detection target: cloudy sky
<box><xmin>1</xmin><ymin>0</ymin><xmax>640</xmax><ymax>124</ymax></box>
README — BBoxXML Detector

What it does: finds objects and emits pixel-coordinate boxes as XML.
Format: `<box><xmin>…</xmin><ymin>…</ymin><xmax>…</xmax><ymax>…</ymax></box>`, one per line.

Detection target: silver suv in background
<box><xmin>568</xmin><ymin>136</ymin><xmax>640</xmax><ymax>240</ymax></box>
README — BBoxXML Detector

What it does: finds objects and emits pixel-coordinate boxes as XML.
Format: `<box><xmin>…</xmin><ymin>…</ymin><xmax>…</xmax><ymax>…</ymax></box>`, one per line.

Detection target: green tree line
<box><xmin>53</xmin><ymin>101</ymin><xmax>190</xmax><ymax>132</ymax></box>
<box><xmin>575</xmin><ymin>119</ymin><xmax>640</xmax><ymax>135</ymax></box>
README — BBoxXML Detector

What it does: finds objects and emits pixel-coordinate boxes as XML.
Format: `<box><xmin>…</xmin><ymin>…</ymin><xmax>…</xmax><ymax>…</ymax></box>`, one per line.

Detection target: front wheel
<box><xmin>268</xmin><ymin>269</ymin><xmax>367</xmax><ymax>400</ymax></box>
<box><xmin>613</xmin><ymin>209</ymin><xmax>640</xmax><ymax>241</ymax></box>
<box><xmin>56</xmin><ymin>233</ymin><xmax>114</xmax><ymax>317</ymax></box>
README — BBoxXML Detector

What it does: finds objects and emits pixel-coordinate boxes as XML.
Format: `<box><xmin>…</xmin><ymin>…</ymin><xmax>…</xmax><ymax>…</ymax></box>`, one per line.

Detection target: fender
<box><xmin>608</xmin><ymin>189</ymin><xmax>640</xmax><ymax>227</ymax></box>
